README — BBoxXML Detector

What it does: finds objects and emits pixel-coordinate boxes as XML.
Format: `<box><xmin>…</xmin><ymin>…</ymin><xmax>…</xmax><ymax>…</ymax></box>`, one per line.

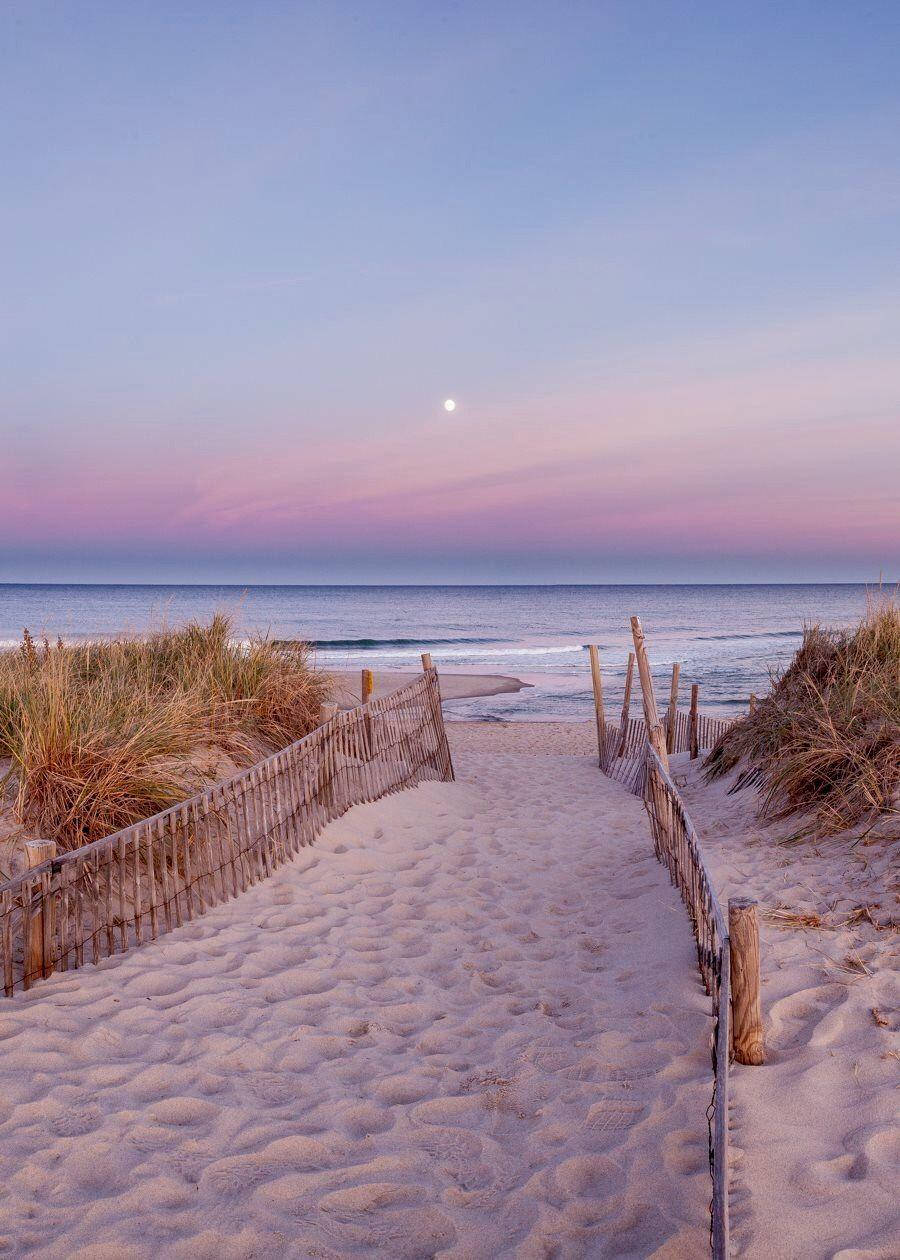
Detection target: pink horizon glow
<box><xmin>5</xmin><ymin>338</ymin><xmax>897</xmax><ymax>576</ymax></box>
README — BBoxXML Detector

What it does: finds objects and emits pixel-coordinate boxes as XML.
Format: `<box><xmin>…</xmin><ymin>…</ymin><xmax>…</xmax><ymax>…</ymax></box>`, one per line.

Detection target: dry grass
<box><xmin>704</xmin><ymin>593</ymin><xmax>900</xmax><ymax>837</ymax></box>
<box><xmin>761</xmin><ymin>905</ymin><xmax>827</xmax><ymax>930</ymax></box>
<box><xmin>0</xmin><ymin>616</ymin><xmax>331</xmax><ymax>851</ymax></box>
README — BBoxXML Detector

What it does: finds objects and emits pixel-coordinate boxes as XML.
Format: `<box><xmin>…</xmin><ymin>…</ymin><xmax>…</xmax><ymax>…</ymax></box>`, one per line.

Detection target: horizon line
<box><xmin>1</xmin><ymin>580</ymin><xmax>893</xmax><ymax>590</ymax></box>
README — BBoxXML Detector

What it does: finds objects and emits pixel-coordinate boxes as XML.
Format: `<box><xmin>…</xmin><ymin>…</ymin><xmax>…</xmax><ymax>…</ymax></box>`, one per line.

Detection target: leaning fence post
<box><xmin>421</xmin><ymin>652</ymin><xmax>433</xmax><ymax>671</ymax></box>
<box><xmin>630</xmin><ymin>617</ymin><xmax>669</xmax><ymax>771</ymax></box>
<box><xmin>617</xmin><ymin>651</ymin><xmax>635</xmax><ymax>756</ymax></box>
<box><xmin>689</xmin><ymin>683</ymin><xmax>700</xmax><ymax>760</ymax></box>
<box><xmin>25</xmin><ymin>839</ymin><xmax>56</xmax><ymax>983</ymax></box>
<box><xmin>665</xmin><ymin>662</ymin><xmax>681</xmax><ymax>753</ymax></box>
<box><xmin>360</xmin><ymin>668</ymin><xmax>375</xmax><ymax>756</ymax></box>
<box><xmin>728</xmin><ymin>897</ymin><xmax>765</xmax><ymax>1065</ymax></box>
<box><xmin>587</xmin><ymin>644</ymin><xmax>607</xmax><ymax>766</ymax></box>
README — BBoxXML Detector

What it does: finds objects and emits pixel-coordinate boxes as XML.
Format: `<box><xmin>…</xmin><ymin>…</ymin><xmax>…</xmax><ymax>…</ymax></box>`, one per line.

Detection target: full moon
<box><xmin>443</xmin><ymin>398</ymin><xmax>456</xmax><ymax>412</ymax></box>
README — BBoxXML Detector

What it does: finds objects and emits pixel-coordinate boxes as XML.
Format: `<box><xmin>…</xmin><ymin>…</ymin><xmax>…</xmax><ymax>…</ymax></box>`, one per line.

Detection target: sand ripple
<box><xmin>0</xmin><ymin>742</ymin><xmax>712</xmax><ymax>1257</ymax></box>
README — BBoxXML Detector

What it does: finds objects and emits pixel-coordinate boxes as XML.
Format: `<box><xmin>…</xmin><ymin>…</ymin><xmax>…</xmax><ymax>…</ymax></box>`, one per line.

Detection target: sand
<box><xmin>328</xmin><ymin>669</ymin><xmax>529</xmax><ymax>707</ymax></box>
<box><xmin>675</xmin><ymin>753</ymin><xmax>898</xmax><ymax>1260</ymax></box>
<box><xmin>2</xmin><ymin>719</ymin><xmax>893</xmax><ymax>1258</ymax></box>
<box><xmin>0</xmin><ymin>726</ymin><xmax>714</xmax><ymax>1259</ymax></box>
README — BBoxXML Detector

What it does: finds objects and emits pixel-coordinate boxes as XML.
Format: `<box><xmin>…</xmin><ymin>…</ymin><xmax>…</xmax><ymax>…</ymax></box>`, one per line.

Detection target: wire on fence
<box><xmin>0</xmin><ymin>669</ymin><xmax>453</xmax><ymax>997</ymax></box>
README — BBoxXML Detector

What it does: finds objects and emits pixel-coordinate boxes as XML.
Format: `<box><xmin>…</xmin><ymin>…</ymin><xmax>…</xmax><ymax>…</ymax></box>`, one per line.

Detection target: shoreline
<box><xmin>328</xmin><ymin>668</ymin><xmax>531</xmax><ymax>707</ymax></box>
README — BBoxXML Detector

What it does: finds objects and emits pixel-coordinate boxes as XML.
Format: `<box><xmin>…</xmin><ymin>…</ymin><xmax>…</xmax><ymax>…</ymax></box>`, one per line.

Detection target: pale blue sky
<box><xmin>2</xmin><ymin>2</ymin><xmax>898</xmax><ymax>582</ymax></box>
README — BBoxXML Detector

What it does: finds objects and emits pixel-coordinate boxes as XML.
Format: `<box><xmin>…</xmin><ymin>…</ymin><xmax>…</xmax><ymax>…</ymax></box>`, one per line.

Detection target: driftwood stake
<box><xmin>728</xmin><ymin>897</ymin><xmax>765</xmax><ymax>1065</ymax></box>
<box><xmin>618</xmin><ymin>651</ymin><xmax>635</xmax><ymax>756</ymax></box>
<box><xmin>666</xmin><ymin>662</ymin><xmax>681</xmax><ymax>753</ymax></box>
<box><xmin>587</xmin><ymin>644</ymin><xmax>606</xmax><ymax>765</ymax></box>
<box><xmin>421</xmin><ymin>652</ymin><xmax>433</xmax><ymax>671</ymax></box>
<box><xmin>25</xmin><ymin>840</ymin><xmax>56</xmax><ymax>982</ymax></box>
<box><xmin>630</xmin><ymin>617</ymin><xmax>669</xmax><ymax>771</ymax></box>
<box><xmin>689</xmin><ymin>683</ymin><xmax>700</xmax><ymax>760</ymax></box>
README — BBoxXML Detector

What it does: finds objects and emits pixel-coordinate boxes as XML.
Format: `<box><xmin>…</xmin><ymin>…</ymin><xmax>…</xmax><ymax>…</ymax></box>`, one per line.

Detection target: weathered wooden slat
<box><xmin>117</xmin><ymin>833</ymin><xmax>128</xmax><ymax>954</ymax></box>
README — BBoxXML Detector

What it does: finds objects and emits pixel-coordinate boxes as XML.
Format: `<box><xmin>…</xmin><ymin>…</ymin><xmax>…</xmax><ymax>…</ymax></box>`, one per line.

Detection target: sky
<box><xmin>2</xmin><ymin>1</ymin><xmax>898</xmax><ymax>584</ymax></box>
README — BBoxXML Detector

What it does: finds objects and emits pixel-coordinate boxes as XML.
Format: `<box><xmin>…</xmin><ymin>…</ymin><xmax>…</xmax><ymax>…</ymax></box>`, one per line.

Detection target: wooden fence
<box><xmin>1</xmin><ymin>669</ymin><xmax>453</xmax><ymax>997</ymax></box>
<box><xmin>599</xmin><ymin>706</ymin><xmax>734</xmax><ymax>795</ymax></box>
<box><xmin>590</xmin><ymin>640</ymin><xmax>736</xmax><ymax>1260</ymax></box>
<box><xmin>643</xmin><ymin>747</ymin><xmax>730</xmax><ymax>1259</ymax></box>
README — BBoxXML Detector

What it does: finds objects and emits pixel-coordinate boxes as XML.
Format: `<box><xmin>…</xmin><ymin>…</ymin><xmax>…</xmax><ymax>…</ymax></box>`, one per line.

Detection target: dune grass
<box><xmin>0</xmin><ymin>616</ymin><xmax>331</xmax><ymax>852</ymax></box>
<box><xmin>704</xmin><ymin>594</ymin><xmax>900</xmax><ymax>837</ymax></box>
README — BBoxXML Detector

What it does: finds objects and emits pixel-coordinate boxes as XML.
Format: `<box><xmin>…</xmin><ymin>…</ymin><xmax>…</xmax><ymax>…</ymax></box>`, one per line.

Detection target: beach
<box><xmin>0</xmin><ymin>672</ymin><xmax>896</xmax><ymax>1258</ymax></box>
<box><xmin>7</xmin><ymin>1</ymin><xmax>897</xmax><ymax>1253</ymax></box>
<box><xmin>0</xmin><ymin>723</ymin><xmax>715</xmax><ymax>1258</ymax></box>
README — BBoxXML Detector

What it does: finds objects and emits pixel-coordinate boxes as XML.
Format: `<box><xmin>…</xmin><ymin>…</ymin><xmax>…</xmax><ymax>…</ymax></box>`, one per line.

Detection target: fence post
<box><xmin>749</xmin><ymin>693</ymin><xmax>757</xmax><ymax>716</ymax></box>
<box><xmin>630</xmin><ymin>617</ymin><xmax>669</xmax><ymax>771</ymax></box>
<box><xmin>689</xmin><ymin>683</ymin><xmax>700</xmax><ymax>760</ymax></box>
<box><xmin>728</xmin><ymin>897</ymin><xmax>765</xmax><ymax>1065</ymax></box>
<box><xmin>665</xmin><ymin>662</ymin><xmax>681</xmax><ymax>753</ymax></box>
<box><xmin>361</xmin><ymin>668</ymin><xmax>374</xmax><ymax>704</ymax></box>
<box><xmin>587</xmin><ymin>644</ymin><xmax>607</xmax><ymax>766</ymax></box>
<box><xmin>421</xmin><ymin>652</ymin><xmax>433</xmax><ymax>671</ymax></box>
<box><xmin>25</xmin><ymin>839</ymin><xmax>56</xmax><ymax>982</ymax></box>
<box><xmin>617</xmin><ymin>651</ymin><xmax>635</xmax><ymax>756</ymax></box>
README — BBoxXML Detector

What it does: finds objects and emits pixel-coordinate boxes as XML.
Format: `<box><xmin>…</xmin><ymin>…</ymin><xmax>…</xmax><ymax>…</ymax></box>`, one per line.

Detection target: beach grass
<box><xmin>0</xmin><ymin>615</ymin><xmax>330</xmax><ymax>851</ymax></box>
<box><xmin>704</xmin><ymin>592</ymin><xmax>900</xmax><ymax>835</ymax></box>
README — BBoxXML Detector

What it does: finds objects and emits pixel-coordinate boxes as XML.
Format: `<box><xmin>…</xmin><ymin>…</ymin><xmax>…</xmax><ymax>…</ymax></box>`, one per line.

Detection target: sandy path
<box><xmin>0</xmin><ymin>742</ymin><xmax>713</xmax><ymax>1259</ymax></box>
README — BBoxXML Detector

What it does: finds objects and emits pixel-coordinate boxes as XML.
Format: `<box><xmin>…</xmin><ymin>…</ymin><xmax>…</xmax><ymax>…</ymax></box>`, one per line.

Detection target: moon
<box><xmin>443</xmin><ymin>398</ymin><xmax>457</xmax><ymax>412</ymax></box>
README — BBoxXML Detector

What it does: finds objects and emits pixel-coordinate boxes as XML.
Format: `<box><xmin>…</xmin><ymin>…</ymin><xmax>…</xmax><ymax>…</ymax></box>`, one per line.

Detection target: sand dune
<box><xmin>676</xmin><ymin>754</ymin><xmax>898</xmax><ymax>1260</ymax></box>
<box><xmin>0</xmin><ymin>733</ymin><xmax>712</xmax><ymax>1258</ymax></box>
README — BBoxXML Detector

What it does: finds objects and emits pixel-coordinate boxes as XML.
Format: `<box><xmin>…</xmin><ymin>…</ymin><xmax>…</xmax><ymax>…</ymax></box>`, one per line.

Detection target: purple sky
<box><xmin>2</xmin><ymin>3</ymin><xmax>898</xmax><ymax>583</ymax></box>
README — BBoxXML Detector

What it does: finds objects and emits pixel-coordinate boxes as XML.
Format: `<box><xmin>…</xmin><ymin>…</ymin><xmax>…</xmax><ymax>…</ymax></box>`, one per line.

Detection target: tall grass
<box><xmin>0</xmin><ymin>616</ymin><xmax>331</xmax><ymax>851</ymax></box>
<box><xmin>704</xmin><ymin>594</ymin><xmax>900</xmax><ymax>836</ymax></box>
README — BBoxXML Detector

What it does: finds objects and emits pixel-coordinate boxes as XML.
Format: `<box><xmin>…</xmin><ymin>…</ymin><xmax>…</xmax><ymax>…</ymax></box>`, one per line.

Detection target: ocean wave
<box><xmin>304</xmin><ymin>636</ymin><xmax>503</xmax><ymax>649</ymax></box>
<box><xmin>695</xmin><ymin>630</ymin><xmax>803</xmax><ymax>642</ymax></box>
<box><xmin>312</xmin><ymin>640</ymin><xmax>592</xmax><ymax>658</ymax></box>
<box><xmin>408</xmin><ymin>643</ymin><xmax>590</xmax><ymax>660</ymax></box>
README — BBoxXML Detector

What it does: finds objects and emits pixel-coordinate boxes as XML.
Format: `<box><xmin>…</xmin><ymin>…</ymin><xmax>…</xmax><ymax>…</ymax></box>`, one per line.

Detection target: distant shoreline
<box><xmin>328</xmin><ymin>668</ymin><xmax>530</xmax><ymax>707</ymax></box>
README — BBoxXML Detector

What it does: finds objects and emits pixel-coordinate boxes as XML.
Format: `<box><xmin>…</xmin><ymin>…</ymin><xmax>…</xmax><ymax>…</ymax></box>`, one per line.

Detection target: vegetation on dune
<box><xmin>0</xmin><ymin>616</ymin><xmax>331</xmax><ymax>852</ymax></box>
<box><xmin>704</xmin><ymin>594</ymin><xmax>900</xmax><ymax>837</ymax></box>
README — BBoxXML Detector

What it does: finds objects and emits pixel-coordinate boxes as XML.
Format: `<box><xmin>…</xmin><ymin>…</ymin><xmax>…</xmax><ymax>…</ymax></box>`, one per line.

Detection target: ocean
<box><xmin>0</xmin><ymin>583</ymin><xmax>873</xmax><ymax>721</ymax></box>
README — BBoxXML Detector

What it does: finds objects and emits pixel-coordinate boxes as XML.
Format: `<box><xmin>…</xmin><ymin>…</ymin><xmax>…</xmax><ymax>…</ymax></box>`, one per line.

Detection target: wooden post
<box><xmin>689</xmin><ymin>683</ymin><xmax>700</xmax><ymax>760</ymax></box>
<box><xmin>361</xmin><ymin>668</ymin><xmax>374</xmax><ymax>704</ymax></box>
<box><xmin>630</xmin><ymin>617</ymin><xmax>669</xmax><ymax>771</ymax></box>
<box><xmin>25</xmin><ymin>839</ymin><xmax>56</xmax><ymax>982</ymax></box>
<box><xmin>728</xmin><ymin>897</ymin><xmax>765</xmax><ymax>1065</ymax></box>
<box><xmin>665</xmin><ymin>662</ymin><xmax>681</xmax><ymax>753</ymax></box>
<box><xmin>749</xmin><ymin>693</ymin><xmax>757</xmax><ymax>716</ymax></box>
<box><xmin>421</xmin><ymin>652</ymin><xmax>433</xmax><ymax>671</ymax></box>
<box><xmin>587</xmin><ymin>644</ymin><xmax>607</xmax><ymax>766</ymax></box>
<box><xmin>617</xmin><ymin>652</ymin><xmax>635</xmax><ymax>756</ymax></box>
